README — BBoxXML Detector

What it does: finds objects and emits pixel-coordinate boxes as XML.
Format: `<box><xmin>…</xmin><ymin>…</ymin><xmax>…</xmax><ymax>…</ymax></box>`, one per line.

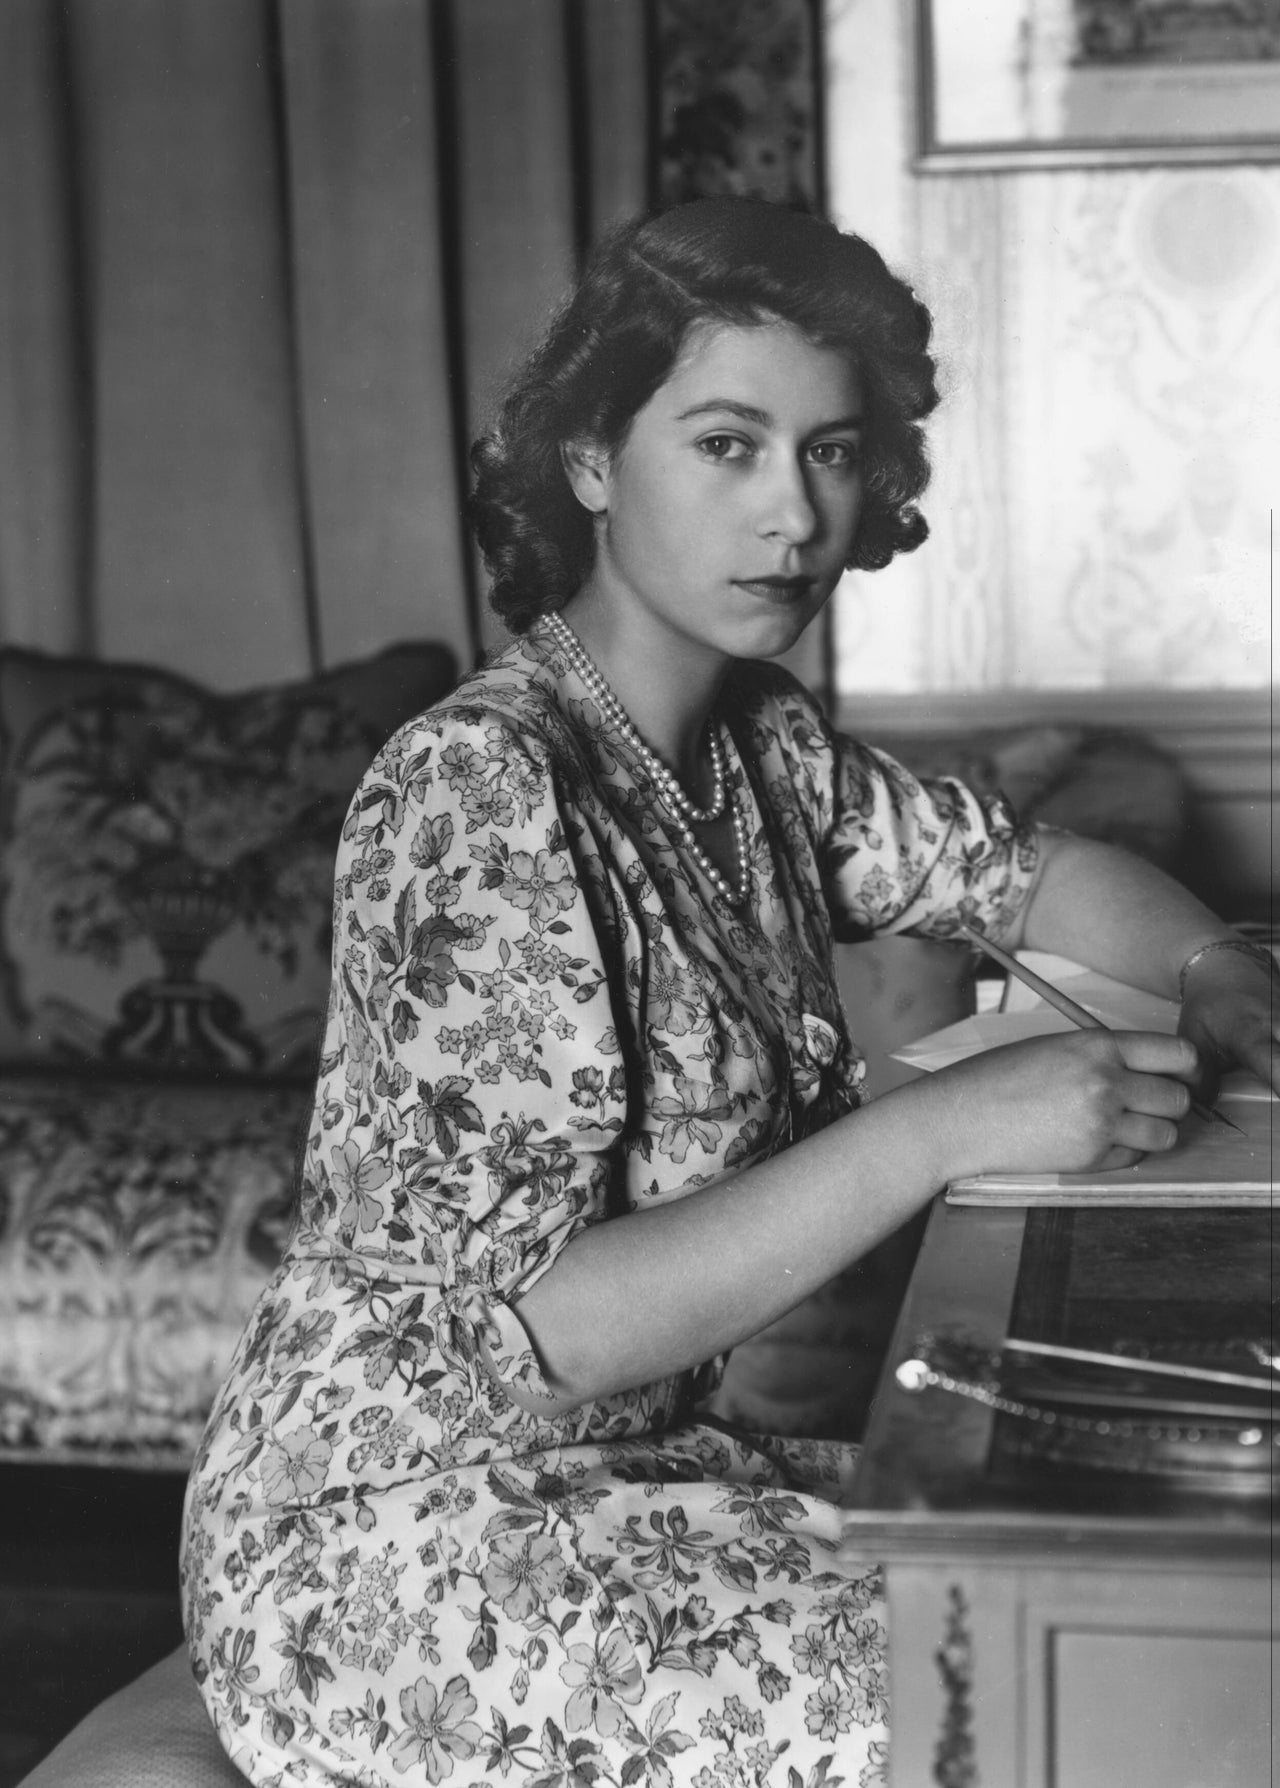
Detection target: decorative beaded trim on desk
<box><xmin>895</xmin><ymin>1335</ymin><xmax>1274</xmax><ymax>1452</ymax></box>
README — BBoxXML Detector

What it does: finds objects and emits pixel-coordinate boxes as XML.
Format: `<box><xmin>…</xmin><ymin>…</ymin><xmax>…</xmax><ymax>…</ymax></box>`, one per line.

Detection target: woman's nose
<box><xmin>757</xmin><ymin>458</ymin><xmax>818</xmax><ymax>544</ymax></box>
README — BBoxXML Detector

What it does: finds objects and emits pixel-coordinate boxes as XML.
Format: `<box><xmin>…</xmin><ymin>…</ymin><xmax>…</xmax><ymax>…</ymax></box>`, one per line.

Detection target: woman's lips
<box><xmin>734</xmin><ymin>577</ymin><xmax>816</xmax><ymax>604</ymax></box>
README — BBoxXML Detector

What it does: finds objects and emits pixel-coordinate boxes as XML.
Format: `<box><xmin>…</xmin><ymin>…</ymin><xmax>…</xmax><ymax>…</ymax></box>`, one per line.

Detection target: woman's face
<box><xmin>569</xmin><ymin>320</ymin><xmax>865</xmax><ymax>669</ymax></box>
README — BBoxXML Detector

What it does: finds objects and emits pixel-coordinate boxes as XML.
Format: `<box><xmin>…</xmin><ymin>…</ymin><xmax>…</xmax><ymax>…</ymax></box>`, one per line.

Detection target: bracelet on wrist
<box><xmin>1177</xmin><ymin>937</ymin><xmax>1279</xmax><ymax>1002</ymax></box>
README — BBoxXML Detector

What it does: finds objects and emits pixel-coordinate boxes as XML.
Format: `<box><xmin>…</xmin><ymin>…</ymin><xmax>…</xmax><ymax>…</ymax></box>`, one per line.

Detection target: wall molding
<box><xmin>837</xmin><ymin>687</ymin><xmax>1275</xmax><ymax>921</ymax></box>
<box><xmin>838</xmin><ymin>687</ymin><xmax>1273</xmax><ymax>797</ymax></box>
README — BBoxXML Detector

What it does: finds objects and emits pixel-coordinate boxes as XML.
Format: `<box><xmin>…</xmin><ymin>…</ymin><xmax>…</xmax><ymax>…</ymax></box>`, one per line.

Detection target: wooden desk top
<box><xmin>843</xmin><ymin>1196</ymin><xmax>1276</xmax><ymax>1568</ymax></box>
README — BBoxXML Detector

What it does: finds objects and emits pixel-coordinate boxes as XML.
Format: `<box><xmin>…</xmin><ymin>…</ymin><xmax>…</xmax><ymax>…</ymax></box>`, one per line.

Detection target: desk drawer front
<box><xmin>887</xmin><ymin>1562</ymin><xmax>1274</xmax><ymax>1788</ymax></box>
<box><xmin>1051</xmin><ymin>1630</ymin><xmax>1270</xmax><ymax>1788</ymax></box>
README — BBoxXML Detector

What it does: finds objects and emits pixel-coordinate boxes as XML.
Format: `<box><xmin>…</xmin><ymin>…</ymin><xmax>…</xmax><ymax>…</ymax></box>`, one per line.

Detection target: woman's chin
<box><xmin>729</xmin><ymin>608</ymin><xmax>825</xmax><ymax>662</ymax></box>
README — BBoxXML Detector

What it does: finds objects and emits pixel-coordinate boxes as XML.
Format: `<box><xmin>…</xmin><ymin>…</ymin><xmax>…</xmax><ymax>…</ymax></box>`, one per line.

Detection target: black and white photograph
<box><xmin>0</xmin><ymin>3</ymin><xmax>1275</xmax><ymax>1785</ymax></box>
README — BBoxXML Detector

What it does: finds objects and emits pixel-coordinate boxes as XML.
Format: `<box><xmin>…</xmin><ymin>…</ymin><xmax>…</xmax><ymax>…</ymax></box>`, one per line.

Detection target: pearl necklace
<box><xmin>543</xmin><ymin>610</ymin><xmax>751</xmax><ymax>907</ymax></box>
<box><xmin>544</xmin><ymin>610</ymin><xmax>725</xmax><ymax>823</ymax></box>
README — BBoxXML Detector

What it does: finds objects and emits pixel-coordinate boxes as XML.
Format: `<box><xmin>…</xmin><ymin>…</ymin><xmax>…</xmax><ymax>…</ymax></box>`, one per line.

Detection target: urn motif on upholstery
<box><xmin>0</xmin><ymin>643</ymin><xmax>458</xmax><ymax>1079</ymax></box>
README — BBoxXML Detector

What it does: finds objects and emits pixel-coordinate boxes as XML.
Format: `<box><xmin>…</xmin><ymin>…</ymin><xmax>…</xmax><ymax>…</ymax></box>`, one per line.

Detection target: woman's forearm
<box><xmin>503</xmin><ymin>1004</ymin><xmax>1196</xmax><ymax>1414</ymax></box>
<box><xmin>505</xmin><ymin>1077</ymin><xmax>954</xmax><ymax>1414</ymax></box>
<box><xmin>1012</xmin><ymin>830</ymin><xmax>1234</xmax><ymax>995</ymax></box>
<box><xmin>508</xmin><ymin>833</ymin><xmax>1234</xmax><ymax>1417</ymax></box>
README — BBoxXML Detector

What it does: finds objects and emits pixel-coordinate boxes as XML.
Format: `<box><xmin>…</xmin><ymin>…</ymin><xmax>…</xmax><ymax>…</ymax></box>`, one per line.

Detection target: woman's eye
<box><xmin>697</xmin><ymin>433</ymin><xmax>751</xmax><ymax>462</ymax></box>
<box><xmin>807</xmin><ymin>440</ymin><xmax>859</xmax><ymax>468</ymax></box>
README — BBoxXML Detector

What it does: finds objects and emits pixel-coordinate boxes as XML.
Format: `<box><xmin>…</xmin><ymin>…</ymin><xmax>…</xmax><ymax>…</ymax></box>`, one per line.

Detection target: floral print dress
<box><xmin>181</xmin><ymin>624</ymin><xmax>1038</xmax><ymax>1788</ymax></box>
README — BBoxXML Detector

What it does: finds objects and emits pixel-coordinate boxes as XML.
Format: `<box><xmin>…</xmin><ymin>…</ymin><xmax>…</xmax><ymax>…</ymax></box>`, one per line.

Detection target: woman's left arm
<box><xmin>1009</xmin><ymin>829</ymin><xmax>1279</xmax><ymax>1094</ymax></box>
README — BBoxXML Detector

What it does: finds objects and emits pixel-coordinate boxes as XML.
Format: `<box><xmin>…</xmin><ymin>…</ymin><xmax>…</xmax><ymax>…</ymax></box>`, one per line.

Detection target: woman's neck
<box><xmin>555</xmin><ymin>595</ymin><xmax>729</xmax><ymax>787</ymax></box>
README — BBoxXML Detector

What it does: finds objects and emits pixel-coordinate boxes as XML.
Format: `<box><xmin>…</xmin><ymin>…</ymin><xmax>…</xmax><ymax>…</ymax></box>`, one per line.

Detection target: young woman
<box><xmin>181</xmin><ymin>198</ymin><xmax>1277</xmax><ymax>1786</ymax></box>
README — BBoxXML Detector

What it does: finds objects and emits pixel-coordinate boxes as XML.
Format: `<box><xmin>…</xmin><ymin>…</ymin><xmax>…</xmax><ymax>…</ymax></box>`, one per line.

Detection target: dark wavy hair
<box><xmin>470</xmin><ymin>197</ymin><xmax>939</xmax><ymax>633</ymax></box>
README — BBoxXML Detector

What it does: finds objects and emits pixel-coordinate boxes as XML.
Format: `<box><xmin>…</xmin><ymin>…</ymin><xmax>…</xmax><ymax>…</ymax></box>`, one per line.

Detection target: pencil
<box><xmin>956</xmin><ymin>922</ymin><xmax>1244</xmax><ymax>1135</ymax></box>
<box><xmin>1004</xmin><ymin>1335</ymin><xmax>1276</xmax><ymax>1393</ymax></box>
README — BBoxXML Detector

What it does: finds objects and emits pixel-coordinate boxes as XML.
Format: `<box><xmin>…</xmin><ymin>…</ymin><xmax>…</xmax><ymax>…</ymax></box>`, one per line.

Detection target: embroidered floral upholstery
<box><xmin>0</xmin><ymin>642</ymin><xmax>458</xmax><ymax>1080</ymax></box>
<box><xmin>0</xmin><ymin>1074</ymin><xmax>310</xmax><ymax>1465</ymax></box>
<box><xmin>0</xmin><ymin>641</ymin><xmax>458</xmax><ymax>1463</ymax></box>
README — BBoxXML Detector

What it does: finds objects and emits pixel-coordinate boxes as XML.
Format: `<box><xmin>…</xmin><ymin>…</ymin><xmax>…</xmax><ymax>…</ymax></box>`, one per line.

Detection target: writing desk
<box><xmin>840</xmin><ymin>1195</ymin><xmax>1276</xmax><ymax>1788</ymax></box>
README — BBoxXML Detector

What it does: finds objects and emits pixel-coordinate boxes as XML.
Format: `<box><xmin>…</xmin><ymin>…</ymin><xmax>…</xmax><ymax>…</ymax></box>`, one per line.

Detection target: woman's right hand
<box><xmin>916</xmin><ymin>1029</ymin><xmax>1200</xmax><ymax>1181</ymax></box>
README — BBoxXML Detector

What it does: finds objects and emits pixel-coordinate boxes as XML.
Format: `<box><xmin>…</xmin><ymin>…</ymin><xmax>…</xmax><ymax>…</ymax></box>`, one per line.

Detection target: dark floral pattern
<box><xmin>656</xmin><ymin>0</ymin><xmax>820</xmax><ymax>210</ymax></box>
<box><xmin>182</xmin><ymin>627</ymin><xmax>1037</xmax><ymax>1784</ymax></box>
<box><xmin>0</xmin><ymin>1075</ymin><xmax>308</xmax><ymax>1462</ymax></box>
<box><xmin>0</xmin><ymin>643</ymin><xmax>456</xmax><ymax>1077</ymax></box>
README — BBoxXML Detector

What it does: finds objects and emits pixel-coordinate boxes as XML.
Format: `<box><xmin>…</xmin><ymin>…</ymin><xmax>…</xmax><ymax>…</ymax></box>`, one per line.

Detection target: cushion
<box><xmin>20</xmin><ymin>1645</ymin><xmax>244</xmax><ymax>1788</ymax></box>
<box><xmin>0</xmin><ymin>1073</ymin><xmax>308</xmax><ymax>1465</ymax></box>
<box><xmin>0</xmin><ymin>641</ymin><xmax>457</xmax><ymax>1080</ymax></box>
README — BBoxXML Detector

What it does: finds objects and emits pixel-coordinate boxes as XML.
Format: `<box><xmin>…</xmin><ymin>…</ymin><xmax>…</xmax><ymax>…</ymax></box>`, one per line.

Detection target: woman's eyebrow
<box><xmin>676</xmin><ymin>399</ymin><xmax>772</xmax><ymax>425</ymax></box>
<box><xmin>675</xmin><ymin>398</ymin><xmax>864</xmax><ymax>431</ymax></box>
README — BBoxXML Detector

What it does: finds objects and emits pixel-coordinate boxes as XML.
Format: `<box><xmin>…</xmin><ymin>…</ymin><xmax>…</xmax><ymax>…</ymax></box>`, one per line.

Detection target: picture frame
<box><xmin>914</xmin><ymin>0</ymin><xmax>1280</xmax><ymax>172</ymax></box>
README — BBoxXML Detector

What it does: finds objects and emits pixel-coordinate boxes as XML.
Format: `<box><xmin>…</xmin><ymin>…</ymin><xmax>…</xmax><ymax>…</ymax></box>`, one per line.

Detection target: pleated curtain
<box><xmin>0</xmin><ymin>0</ymin><xmax>650</xmax><ymax>688</ymax></box>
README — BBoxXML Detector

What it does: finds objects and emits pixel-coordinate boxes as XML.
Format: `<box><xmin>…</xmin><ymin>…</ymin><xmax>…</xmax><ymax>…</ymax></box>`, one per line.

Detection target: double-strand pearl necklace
<box><xmin>544</xmin><ymin>609</ymin><xmax>751</xmax><ymax>907</ymax></box>
<box><xmin>545</xmin><ymin>609</ymin><xmax>725</xmax><ymax>824</ymax></box>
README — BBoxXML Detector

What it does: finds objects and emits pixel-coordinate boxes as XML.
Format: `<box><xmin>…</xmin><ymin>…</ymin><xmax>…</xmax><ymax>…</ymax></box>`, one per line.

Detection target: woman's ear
<box><xmin>560</xmin><ymin>440</ymin><xmax>610</xmax><ymax>515</ymax></box>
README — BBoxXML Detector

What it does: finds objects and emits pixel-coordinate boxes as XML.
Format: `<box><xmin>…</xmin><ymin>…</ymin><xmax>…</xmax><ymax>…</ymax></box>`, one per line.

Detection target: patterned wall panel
<box><xmin>912</xmin><ymin>173</ymin><xmax>1015</xmax><ymax>688</ymax></box>
<box><xmin>1007</xmin><ymin>167</ymin><xmax>1278</xmax><ymax>688</ymax></box>
<box><xmin>826</xmin><ymin>2</ymin><xmax>1278</xmax><ymax>695</ymax></box>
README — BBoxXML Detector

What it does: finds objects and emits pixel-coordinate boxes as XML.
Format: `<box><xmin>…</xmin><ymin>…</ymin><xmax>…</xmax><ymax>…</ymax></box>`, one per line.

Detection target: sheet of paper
<box><xmin>891</xmin><ymin>952</ymin><xmax>1275</xmax><ymax>1101</ymax></box>
<box><xmin>888</xmin><ymin>948</ymin><xmax>1279</xmax><ymax>1204</ymax></box>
